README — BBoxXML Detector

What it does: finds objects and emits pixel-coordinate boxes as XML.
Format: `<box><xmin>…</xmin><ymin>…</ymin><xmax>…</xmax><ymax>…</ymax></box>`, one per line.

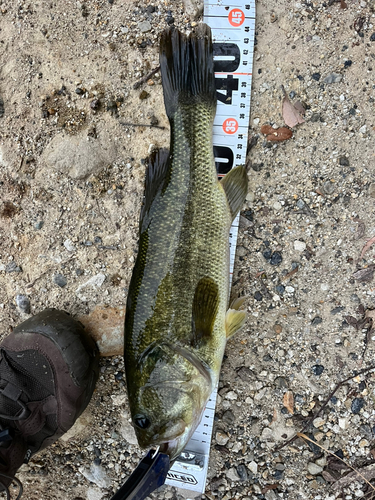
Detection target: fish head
<box><xmin>130</xmin><ymin>343</ymin><xmax>212</xmax><ymax>461</ymax></box>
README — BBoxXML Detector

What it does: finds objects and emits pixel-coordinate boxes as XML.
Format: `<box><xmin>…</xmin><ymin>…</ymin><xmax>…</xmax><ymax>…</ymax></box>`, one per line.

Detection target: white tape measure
<box><xmin>165</xmin><ymin>1</ymin><xmax>255</xmax><ymax>495</ymax></box>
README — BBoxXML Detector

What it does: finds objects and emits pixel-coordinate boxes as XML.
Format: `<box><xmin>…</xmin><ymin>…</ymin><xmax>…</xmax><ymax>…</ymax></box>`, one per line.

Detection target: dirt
<box><xmin>1</xmin><ymin>0</ymin><xmax>375</xmax><ymax>499</ymax></box>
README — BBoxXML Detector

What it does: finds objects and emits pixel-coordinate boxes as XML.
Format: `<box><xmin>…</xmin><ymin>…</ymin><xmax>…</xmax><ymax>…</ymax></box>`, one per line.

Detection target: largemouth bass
<box><xmin>124</xmin><ymin>24</ymin><xmax>248</xmax><ymax>461</ymax></box>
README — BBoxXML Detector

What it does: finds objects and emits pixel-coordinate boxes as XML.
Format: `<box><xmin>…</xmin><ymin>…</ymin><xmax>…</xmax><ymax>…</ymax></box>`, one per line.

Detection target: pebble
<box><xmin>216</xmin><ymin>431</ymin><xmax>229</xmax><ymax>446</ymax></box>
<box><xmin>312</xmin><ymin>72</ymin><xmax>321</xmax><ymax>81</ymax></box>
<box><xmin>54</xmin><ymin>274</ymin><xmax>67</xmax><ymax>287</ymax></box>
<box><xmin>236</xmin><ymin>464</ymin><xmax>248</xmax><ymax>481</ymax></box>
<box><xmin>370</xmin><ymin>32</ymin><xmax>375</xmax><ymax>41</ymax></box>
<box><xmin>5</xmin><ymin>262</ymin><xmax>22</xmax><ymax>273</ymax></box>
<box><xmin>273</xmin><ymin>324</ymin><xmax>282</xmax><ymax>334</ymax></box>
<box><xmin>76</xmin><ymin>273</ymin><xmax>106</xmax><ymax>299</ymax></box>
<box><xmin>294</xmin><ymin>240</ymin><xmax>306</xmax><ymax>252</ymax></box>
<box><xmin>254</xmin><ymin>291</ymin><xmax>263</xmax><ymax>301</ymax></box>
<box><xmin>285</xmin><ymin>286</ymin><xmax>295</xmax><ymax>294</ymax></box>
<box><xmin>64</xmin><ymin>239</ymin><xmax>75</xmax><ymax>252</ymax></box>
<box><xmin>323</xmin><ymin>180</ymin><xmax>335</xmax><ymax>195</ymax></box>
<box><xmin>313</xmin><ymin>417</ymin><xmax>325</xmax><ymax>428</ymax></box>
<box><xmin>226</xmin><ymin>467</ymin><xmax>240</xmax><ymax>482</ymax></box>
<box><xmin>307</xmin><ymin>462</ymin><xmax>323</xmax><ymax>475</ymax></box>
<box><xmin>270</xmin><ymin>251</ymin><xmax>282</xmax><ymax>265</ymax></box>
<box><xmin>359</xmin><ymin>124</ymin><xmax>367</xmax><ymax>134</ymax></box>
<box><xmin>0</xmin><ymin>97</ymin><xmax>4</xmax><ymax>118</ymax></box>
<box><xmin>16</xmin><ymin>294</ymin><xmax>30</xmax><ymax>314</ymax></box>
<box><xmin>368</xmin><ymin>184</ymin><xmax>375</xmax><ymax>198</ymax></box>
<box><xmin>248</xmin><ymin>461</ymin><xmax>258</xmax><ymax>474</ymax></box>
<box><xmin>34</xmin><ymin>221</ymin><xmax>44</xmax><ymax>230</ymax></box>
<box><xmin>138</xmin><ymin>20</ymin><xmax>152</xmax><ymax>33</ymax></box>
<box><xmin>351</xmin><ymin>397</ymin><xmax>365</xmax><ymax>414</ymax></box>
<box><xmin>324</xmin><ymin>72</ymin><xmax>342</xmax><ymax>84</ymax></box>
<box><xmin>315</xmin><ymin>457</ymin><xmax>327</xmax><ymax>467</ymax></box>
<box><xmin>225</xmin><ymin>391</ymin><xmax>238</xmax><ymax>401</ymax></box>
<box><xmin>339</xmin><ymin>156</ymin><xmax>349</xmax><ymax>166</ymax></box>
<box><xmin>311</xmin><ymin>316</ymin><xmax>323</xmax><ymax>326</ymax></box>
<box><xmin>273</xmin><ymin>201</ymin><xmax>282</xmax><ymax>210</ymax></box>
<box><xmin>275</xmin><ymin>284</ymin><xmax>285</xmax><ymax>295</ymax></box>
<box><xmin>312</xmin><ymin>364</ymin><xmax>324</xmax><ymax>376</ymax></box>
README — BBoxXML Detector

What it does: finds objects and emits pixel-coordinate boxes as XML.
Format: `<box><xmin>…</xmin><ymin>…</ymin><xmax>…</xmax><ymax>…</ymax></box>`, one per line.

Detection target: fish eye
<box><xmin>134</xmin><ymin>414</ymin><xmax>151</xmax><ymax>429</ymax></box>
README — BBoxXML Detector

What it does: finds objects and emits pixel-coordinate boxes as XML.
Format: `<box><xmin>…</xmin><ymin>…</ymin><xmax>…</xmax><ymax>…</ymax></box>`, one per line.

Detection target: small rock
<box><xmin>285</xmin><ymin>286</ymin><xmax>295</xmax><ymax>294</ymax></box>
<box><xmin>311</xmin><ymin>316</ymin><xmax>323</xmax><ymax>326</ymax></box>
<box><xmin>312</xmin><ymin>364</ymin><xmax>324</xmax><ymax>376</ymax></box>
<box><xmin>254</xmin><ymin>291</ymin><xmax>263</xmax><ymax>301</ymax></box>
<box><xmin>270</xmin><ymin>251</ymin><xmax>282</xmax><ymax>265</ymax></box>
<box><xmin>79</xmin><ymin>463</ymin><xmax>111</xmax><ymax>488</ymax></box>
<box><xmin>294</xmin><ymin>240</ymin><xmax>306</xmax><ymax>252</ymax></box>
<box><xmin>273</xmin><ymin>324</ymin><xmax>282</xmax><ymax>334</ymax></box>
<box><xmin>64</xmin><ymin>239</ymin><xmax>75</xmax><ymax>252</ymax></box>
<box><xmin>236</xmin><ymin>464</ymin><xmax>248</xmax><ymax>481</ymax></box>
<box><xmin>315</xmin><ymin>457</ymin><xmax>327</xmax><ymax>467</ymax></box>
<box><xmin>322</xmin><ymin>180</ymin><xmax>335</xmax><ymax>195</ymax></box>
<box><xmin>138</xmin><ymin>20</ymin><xmax>152</xmax><ymax>32</ymax></box>
<box><xmin>226</xmin><ymin>467</ymin><xmax>240</xmax><ymax>482</ymax></box>
<box><xmin>248</xmin><ymin>461</ymin><xmax>258</xmax><ymax>474</ymax></box>
<box><xmin>275</xmin><ymin>284</ymin><xmax>285</xmax><ymax>295</ymax></box>
<box><xmin>359</xmin><ymin>124</ymin><xmax>367</xmax><ymax>134</ymax></box>
<box><xmin>5</xmin><ymin>262</ymin><xmax>22</xmax><ymax>273</ymax></box>
<box><xmin>310</xmin><ymin>113</ymin><xmax>321</xmax><ymax>123</ymax></box>
<box><xmin>34</xmin><ymin>221</ymin><xmax>44</xmax><ymax>230</ymax></box>
<box><xmin>312</xmin><ymin>72</ymin><xmax>321</xmax><ymax>81</ymax></box>
<box><xmin>16</xmin><ymin>294</ymin><xmax>30</xmax><ymax>314</ymax></box>
<box><xmin>351</xmin><ymin>397</ymin><xmax>365</xmax><ymax>414</ymax></box>
<box><xmin>368</xmin><ymin>184</ymin><xmax>375</xmax><ymax>198</ymax></box>
<box><xmin>313</xmin><ymin>417</ymin><xmax>325</xmax><ymax>428</ymax></box>
<box><xmin>225</xmin><ymin>391</ymin><xmax>238</xmax><ymax>401</ymax></box>
<box><xmin>274</xmin><ymin>376</ymin><xmax>288</xmax><ymax>389</ymax></box>
<box><xmin>76</xmin><ymin>273</ymin><xmax>106</xmax><ymax>300</ymax></box>
<box><xmin>0</xmin><ymin>97</ymin><xmax>4</xmax><ymax>118</ymax></box>
<box><xmin>339</xmin><ymin>156</ymin><xmax>349</xmax><ymax>166</ymax></box>
<box><xmin>370</xmin><ymin>32</ymin><xmax>375</xmax><ymax>41</ymax></box>
<box><xmin>54</xmin><ymin>274</ymin><xmax>67</xmax><ymax>287</ymax></box>
<box><xmin>324</xmin><ymin>72</ymin><xmax>342</xmax><ymax>84</ymax></box>
<box><xmin>339</xmin><ymin>417</ymin><xmax>349</xmax><ymax>430</ymax></box>
<box><xmin>216</xmin><ymin>431</ymin><xmax>229</xmax><ymax>446</ymax></box>
<box><xmin>307</xmin><ymin>462</ymin><xmax>323</xmax><ymax>475</ymax></box>
<box><xmin>273</xmin><ymin>201</ymin><xmax>282</xmax><ymax>210</ymax></box>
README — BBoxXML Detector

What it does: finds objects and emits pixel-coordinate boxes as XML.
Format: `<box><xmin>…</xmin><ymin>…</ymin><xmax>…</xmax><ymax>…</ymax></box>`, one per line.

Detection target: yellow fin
<box><xmin>220</xmin><ymin>165</ymin><xmax>248</xmax><ymax>221</ymax></box>
<box><xmin>225</xmin><ymin>298</ymin><xmax>247</xmax><ymax>339</ymax></box>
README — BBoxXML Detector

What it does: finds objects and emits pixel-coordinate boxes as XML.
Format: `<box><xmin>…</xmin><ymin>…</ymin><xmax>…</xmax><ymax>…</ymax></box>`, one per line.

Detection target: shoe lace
<box><xmin>0</xmin><ymin>350</ymin><xmax>28</xmax><ymax>421</ymax></box>
<box><xmin>0</xmin><ymin>473</ymin><xmax>23</xmax><ymax>500</ymax></box>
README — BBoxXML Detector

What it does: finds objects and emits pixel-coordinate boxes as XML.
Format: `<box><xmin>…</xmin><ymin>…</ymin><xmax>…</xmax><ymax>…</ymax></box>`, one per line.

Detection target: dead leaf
<box><xmin>262</xmin><ymin>484</ymin><xmax>279</xmax><ymax>494</ymax></box>
<box><xmin>345</xmin><ymin>315</ymin><xmax>359</xmax><ymax>329</ymax></box>
<box><xmin>360</xmin><ymin>235</ymin><xmax>375</xmax><ymax>260</ymax></box>
<box><xmin>340</xmin><ymin>0</ymin><xmax>347</xmax><ymax>8</ymax></box>
<box><xmin>322</xmin><ymin>470</ymin><xmax>338</xmax><ymax>483</ymax></box>
<box><xmin>282</xmin><ymin>93</ymin><xmax>305</xmax><ymax>128</ymax></box>
<box><xmin>332</xmin><ymin>465</ymin><xmax>375</xmax><ymax>490</ymax></box>
<box><xmin>293</xmin><ymin>100</ymin><xmax>306</xmax><ymax>116</ymax></box>
<box><xmin>283</xmin><ymin>391</ymin><xmax>294</xmax><ymax>414</ymax></box>
<box><xmin>260</xmin><ymin>124</ymin><xmax>293</xmax><ymax>142</ymax></box>
<box><xmin>353</xmin><ymin>266</ymin><xmax>375</xmax><ymax>283</ymax></box>
<box><xmin>353</xmin><ymin>220</ymin><xmax>366</xmax><ymax>241</ymax></box>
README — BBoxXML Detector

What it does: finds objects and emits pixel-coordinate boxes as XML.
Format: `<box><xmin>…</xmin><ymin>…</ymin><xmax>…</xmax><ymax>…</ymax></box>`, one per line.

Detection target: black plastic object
<box><xmin>110</xmin><ymin>449</ymin><xmax>170</xmax><ymax>500</ymax></box>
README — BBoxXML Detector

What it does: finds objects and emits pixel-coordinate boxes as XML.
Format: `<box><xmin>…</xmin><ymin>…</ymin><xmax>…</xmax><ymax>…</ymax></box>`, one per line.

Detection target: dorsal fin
<box><xmin>220</xmin><ymin>165</ymin><xmax>248</xmax><ymax>222</ymax></box>
<box><xmin>140</xmin><ymin>148</ymin><xmax>170</xmax><ymax>226</ymax></box>
<box><xmin>191</xmin><ymin>276</ymin><xmax>219</xmax><ymax>347</ymax></box>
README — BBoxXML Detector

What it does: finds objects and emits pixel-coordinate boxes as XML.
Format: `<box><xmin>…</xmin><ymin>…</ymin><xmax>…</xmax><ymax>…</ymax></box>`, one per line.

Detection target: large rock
<box><xmin>78</xmin><ymin>305</ymin><xmax>125</xmax><ymax>357</ymax></box>
<box><xmin>43</xmin><ymin>127</ymin><xmax>117</xmax><ymax>179</ymax></box>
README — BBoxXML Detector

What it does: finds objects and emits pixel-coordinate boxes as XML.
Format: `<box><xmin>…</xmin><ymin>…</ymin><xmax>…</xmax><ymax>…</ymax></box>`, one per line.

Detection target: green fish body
<box><xmin>124</xmin><ymin>24</ymin><xmax>248</xmax><ymax>460</ymax></box>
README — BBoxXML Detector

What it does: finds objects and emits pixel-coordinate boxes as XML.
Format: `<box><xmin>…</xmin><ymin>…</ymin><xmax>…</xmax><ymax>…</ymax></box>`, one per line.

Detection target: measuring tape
<box><xmin>165</xmin><ymin>0</ymin><xmax>255</xmax><ymax>495</ymax></box>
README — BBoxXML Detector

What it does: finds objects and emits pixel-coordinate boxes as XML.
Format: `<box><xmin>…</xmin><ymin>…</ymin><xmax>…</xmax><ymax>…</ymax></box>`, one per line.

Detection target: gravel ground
<box><xmin>1</xmin><ymin>0</ymin><xmax>375</xmax><ymax>499</ymax></box>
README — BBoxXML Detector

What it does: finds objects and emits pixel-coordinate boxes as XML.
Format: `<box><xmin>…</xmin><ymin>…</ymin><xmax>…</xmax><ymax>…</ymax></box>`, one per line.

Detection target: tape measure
<box><xmin>165</xmin><ymin>1</ymin><xmax>255</xmax><ymax>495</ymax></box>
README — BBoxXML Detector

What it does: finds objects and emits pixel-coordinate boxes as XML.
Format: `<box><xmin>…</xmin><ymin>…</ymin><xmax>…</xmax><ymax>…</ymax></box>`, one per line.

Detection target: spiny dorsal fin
<box><xmin>140</xmin><ymin>148</ymin><xmax>170</xmax><ymax>227</ymax></box>
<box><xmin>191</xmin><ymin>276</ymin><xmax>219</xmax><ymax>347</ymax></box>
<box><xmin>220</xmin><ymin>165</ymin><xmax>248</xmax><ymax>222</ymax></box>
<box><xmin>225</xmin><ymin>296</ymin><xmax>247</xmax><ymax>339</ymax></box>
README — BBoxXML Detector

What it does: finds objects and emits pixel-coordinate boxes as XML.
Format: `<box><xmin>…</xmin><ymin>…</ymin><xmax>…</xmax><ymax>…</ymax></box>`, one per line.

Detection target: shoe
<box><xmin>0</xmin><ymin>309</ymin><xmax>100</xmax><ymax>499</ymax></box>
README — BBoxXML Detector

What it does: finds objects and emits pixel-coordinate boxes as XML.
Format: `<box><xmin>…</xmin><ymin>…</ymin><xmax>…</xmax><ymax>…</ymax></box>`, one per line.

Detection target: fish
<box><xmin>124</xmin><ymin>23</ymin><xmax>248</xmax><ymax>462</ymax></box>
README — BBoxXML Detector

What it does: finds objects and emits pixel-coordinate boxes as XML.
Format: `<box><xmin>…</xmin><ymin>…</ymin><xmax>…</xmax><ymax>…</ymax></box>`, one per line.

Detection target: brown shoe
<box><xmin>0</xmin><ymin>309</ymin><xmax>99</xmax><ymax>498</ymax></box>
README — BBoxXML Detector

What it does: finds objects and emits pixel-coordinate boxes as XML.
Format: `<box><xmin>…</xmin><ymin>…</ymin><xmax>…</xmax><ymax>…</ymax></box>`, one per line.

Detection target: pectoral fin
<box><xmin>220</xmin><ymin>165</ymin><xmax>248</xmax><ymax>221</ymax></box>
<box><xmin>225</xmin><ymin>296</ymin><xmax>247</xmax><ymax>339</ymax></box>
<box><xmin>191</xmin><ymin>277</ymin><xmax>219</xmax><ymax>347</ymax></box>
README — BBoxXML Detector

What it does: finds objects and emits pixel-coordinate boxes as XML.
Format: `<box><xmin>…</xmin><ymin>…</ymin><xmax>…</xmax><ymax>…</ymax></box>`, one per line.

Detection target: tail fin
<box><xmin>159</xmin><ymin>24</ymin><xmax>216</xmax><ymax>119</ymax></box>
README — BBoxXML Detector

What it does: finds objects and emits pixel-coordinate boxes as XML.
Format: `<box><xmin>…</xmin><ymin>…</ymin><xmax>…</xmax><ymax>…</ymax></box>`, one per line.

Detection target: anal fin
<box><xmin>225</xmin><ymin>296</ymin><xmax>247</xmax><ymax>339</ymax></box>
<box><xmin>220</xmin><ymin>165</ymin><xmax>248</xmax><ymax>221</ymax></box>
